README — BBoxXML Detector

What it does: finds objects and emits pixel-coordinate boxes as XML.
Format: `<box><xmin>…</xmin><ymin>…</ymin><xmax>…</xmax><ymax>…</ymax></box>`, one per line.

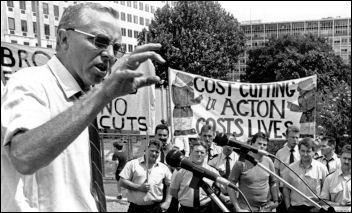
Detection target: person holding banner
<box><xmin>1</xmin><ymin>2</ymin><xmax>164</xmax><ymax>212</ymax></box>
<box><xmin>320</xmin><ymin>144</ymin><xmax>351</xmax><ymax>208</ymax></box>
<box><xmin>119</xmin><ymin>140</ymin><xmax>172</xmax><ymax>213</ymax></box>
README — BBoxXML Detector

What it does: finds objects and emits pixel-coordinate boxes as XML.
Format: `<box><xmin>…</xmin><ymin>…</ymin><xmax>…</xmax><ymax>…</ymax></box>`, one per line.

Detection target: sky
<box><xmin>218</xmin><ymin>1</ymin><xmax>351</xmax><ymax>23</ymax></box>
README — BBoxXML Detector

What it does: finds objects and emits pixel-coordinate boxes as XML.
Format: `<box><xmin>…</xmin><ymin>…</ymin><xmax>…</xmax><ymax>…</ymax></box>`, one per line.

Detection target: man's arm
<box><xmin>283</xmin><ymin>187</ymin><xmax>291</xmax><ymax>209</ymax></box>
<box><xmin>120</xmin><ymin>177</ymin><xmax>149</xmax><ymax>192</ymax></box>
<box><xmin>7</xmin><ymin>44</ymin><xmax>164</xmax><ymax>175</ymax></box>
<box><xmin>9</xmin><ymin>87</ymin><xmax>110</xmax><ymax>175</ymax></box>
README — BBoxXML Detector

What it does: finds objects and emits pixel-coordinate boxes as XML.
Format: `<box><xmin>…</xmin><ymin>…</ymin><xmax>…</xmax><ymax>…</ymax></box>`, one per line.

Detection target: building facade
<box><xmin>233</xmin><ymin>17</ymin><xmax>351</xmax><ymax>80</ymax></box>
<box><xmin>1</xmin><ymin>1</ymin><xmax>176</xmax><ymax>52</ymax></box>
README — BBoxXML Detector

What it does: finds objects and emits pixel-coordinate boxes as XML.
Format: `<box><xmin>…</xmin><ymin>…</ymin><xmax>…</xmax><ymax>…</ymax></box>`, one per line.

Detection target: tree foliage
<box><xmin>137</xmin><ymin>1</ymin><xmax>246</xmax><ymax>83</ymax></box>
<box><xmin>244</xmin><ymin>34</ymin><xmax>351</xmax><ymax>148</ymax></box>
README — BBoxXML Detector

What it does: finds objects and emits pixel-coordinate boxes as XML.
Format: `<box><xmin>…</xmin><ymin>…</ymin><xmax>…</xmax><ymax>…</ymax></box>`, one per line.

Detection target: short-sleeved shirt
<box><xmin>1</xmin><ymin>56</ymin><xmax>97</xmax><ymax>211</ymax></box>
<box><xmin>229</xmin><ymin>156</ymin><xmax>276</xmax><ymax>207</ymax></box>
<box><xmin>320</xmin><ymin>168</ymin><xmax>351</xmax><ymax>205</ymax></box>
<box><xmin>170</xmin><ymin>162</ymin><xmax>219</xmax><ymax>207</ymax></box>
<box><xmin>283</xmin><ymin>159</ymin><xmax>328</xmax><ymax>207</ymax></box>
<box><xmin>274</xmin><ymin>145</ymin><xmax>300</xmax><ymax>187</ymax></box>
<box><xmin>317</xmin><ymin>153</ymin><xmax>341</xmax><ymax>174</ymax></box>
<box><xmin>119</xmin><ymin>157</ymin><xmax>172</xmax><ymax>205</ymax></box>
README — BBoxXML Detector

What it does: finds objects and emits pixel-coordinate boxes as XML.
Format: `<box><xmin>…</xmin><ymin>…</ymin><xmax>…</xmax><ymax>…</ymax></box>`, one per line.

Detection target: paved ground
<box><xmin>104</xmin><ymin>179</ymin><xmax>130</xmax><ymax>212</ymax></box>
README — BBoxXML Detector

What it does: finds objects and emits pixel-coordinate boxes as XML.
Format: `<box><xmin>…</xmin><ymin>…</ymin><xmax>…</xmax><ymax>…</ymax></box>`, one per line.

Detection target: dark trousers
<box><xmin>179</xmin><ymin>203</ymin><xmax>211</xmax><ymax>213</ymax></box>
<box><xmin>128</xmin><ymin>202</ymin><xmax>162</xmax><ymax>213</ymax></box>
<box><xmin>277</xmin><ymin>187</ymin><xmax>287</xmax><ymax>212</ymax></box>
<box><xmin>288</xmin><ymin>205</ymin><xmax>315</xmax><ymax>213</ymax></box>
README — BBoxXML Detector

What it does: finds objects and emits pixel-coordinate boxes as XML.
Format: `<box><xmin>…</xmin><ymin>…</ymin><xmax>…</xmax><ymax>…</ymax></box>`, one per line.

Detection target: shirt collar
<box><xmin>47</xmin><ymin>55</ymin><xmax>83</xmax><ymax>99</ymax></box>
<box><xmin>138</xmin><ymin>156</ymin><xmax>159</xmax><ymax>167</ymax></box>
<box><xmin>324</xmin><ymin>153</ymin><xmax>338</xmax><ymax>161</ymax></box>
<box><xmin>299</xmin><ymin>159</ymin><xmax>313</xmax><ymax>169</ymax></box>
<box><xmin>221</xmin><ymin>152</ymin><xmax>233</xmax><ymax>160</ymax></box>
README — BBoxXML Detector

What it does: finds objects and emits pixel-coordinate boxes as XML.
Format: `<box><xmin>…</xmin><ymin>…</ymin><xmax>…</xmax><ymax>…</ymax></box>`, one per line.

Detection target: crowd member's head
<box><xmin>340</xmin><ymin>144</ymin><xmax>351</xmax><ymax>172</ymax></box>
<box><xmin>56</xmin><ymin>2</ymin><xmax>123</xmax><ymax>91</ymax></box>
<box><xmin>190</xmin><ymin>140</ymin><xmax>208</xmax><ymax>165</ymax></box>
<box><xmin>298</xmin><ymin>137</ymin><xmax>316</xmax><ymax>163</ymax></box>
<box><xmin>320</xmin><ymin>136</ymin><xmax>336</xmax><ymax>157</ymax></box>
<box><xmin>147</xmin><ymin>140</ymin><xmax>162</xmax><ymax>164</ymax></box>
<box><xmin>199</xmin><ymin>124</ymin><xmax>215</xmax><ymax>147</ymax></box>
<box><xmin>250</xmin><ymin>132</ymin><xmax>269</xmax><ymax>151</ymax></box>
<box><xmin>113</xmin><ymin>141</ymin><xmax>123</xmax><ymax>151</ymax></box>
<box><xmin>155</xmin><ymin>123</ymin><xmax>169</xmax><ymax>145</ymax></box>
<box><xmin>285</xmin><ymin>126</ymin><xmax>300</xmax><ymax>149</ymax></box>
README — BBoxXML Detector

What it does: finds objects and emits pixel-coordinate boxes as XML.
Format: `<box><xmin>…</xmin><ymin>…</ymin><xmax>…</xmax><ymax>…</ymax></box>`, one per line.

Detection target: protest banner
<box><xmin>168</xmin><ymin>68</ymin><xmax>316</xmax><ymax>141</ymax></box>
<box><xmin>1</xmin><ymin>41</ymin><xmax>54</xmax><ymax>84</ymax></box>
<box><xmin>96</xmin><ymin>59</ymin><xmax>156</xmax><ymax>134</ymax></box>
<box><xmin>1</xmin><ymin>42</ymin><xmax>156</xmax><ymax>134</ymax></box>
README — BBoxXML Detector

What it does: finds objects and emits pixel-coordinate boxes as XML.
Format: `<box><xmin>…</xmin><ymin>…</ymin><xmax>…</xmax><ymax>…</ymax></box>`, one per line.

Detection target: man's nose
<box><xmin>101</xmin><ymin>45</ymin><xmax>115</xmax><ymax>61</ymax></box>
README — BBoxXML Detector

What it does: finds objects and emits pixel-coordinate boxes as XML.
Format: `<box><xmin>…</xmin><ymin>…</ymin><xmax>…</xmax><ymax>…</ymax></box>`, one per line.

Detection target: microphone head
<box><xmin>166</xmin><ymin>149</ymin><xmax>184</xmax><ymax>167</ymax></box>
<box><xmin>213</xmin><ymin>133</ymin><xmax>229</xmax><ymax>146</ymax></box>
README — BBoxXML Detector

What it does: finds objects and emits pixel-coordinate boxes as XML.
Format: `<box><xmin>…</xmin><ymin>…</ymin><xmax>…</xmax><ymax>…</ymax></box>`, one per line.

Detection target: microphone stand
<box><xmin>190</xmin><ymin>175</ymin><xmax>229</xmax><ymax>212</ymax></box>
<box><xmin>238</xmin><ymin>151</ymin><xmax>335</xmax><ymax>213</ymax></box>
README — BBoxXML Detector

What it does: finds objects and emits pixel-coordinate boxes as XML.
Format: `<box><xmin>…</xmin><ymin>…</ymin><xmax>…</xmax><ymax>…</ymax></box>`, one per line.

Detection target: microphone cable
<box><xmin>271</xmin><ymin>156</ymin><xmax>333</xmax><ymax>209</ymax></box>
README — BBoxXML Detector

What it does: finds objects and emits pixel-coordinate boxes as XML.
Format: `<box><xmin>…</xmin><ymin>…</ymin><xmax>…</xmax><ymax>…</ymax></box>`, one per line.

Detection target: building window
<box><xmin>19</xmin><ymin>1</ymin><xmax>26</xmax><ymax>10</ymax></box>
<box><xmin>127</xmin><ymin>14</ymin><xmax>132</xmax><ymax>22</ymax></box>
<box><xmin>145</xmin><ymin>4</ymin><xmax>149</xmax><ymax>12</ymax></box>
<box><xmin>120</xmin><ymin>1</ymin><xmax>125</xmax><ymax>5</ymax></box>
<box><xmin>54</xmin><ymin>5</ymin><xmax>59</xmax><ymax>17</ymax></box>
<box><xmin>139</xmin><ymin>2</ymin><xmax>143</xmax><ymax>10</ymax></box>
<box><xmin>121</xmin><ymin>28</ymin><xmax>126</xmax><ymax>36</ymax></box>
<box><xmin>146</xmin><ymin>18</ymin><xmax>150</xmax><ymax>26</ymax></box>
<box><xmin>21</xmin><ymin>20</ymin><xmax>27</xmax><ymax>32</ymax></box>
<box><xmin>151</xmin><ymin>6</ymin><xmax>155</xmax><ymax>13</ymax></box>
<box><xmin>44</xmin><ymin>24</ymin><xmax>50</xmax><ymax>36</ymax></box>
<box><xmin>134</xmin><ymin>15</ymin><xmax>138</xmax><ymax>24</ymax></box>
<box><xmin>127</xmin><ymin>1</ymin><xmax>131</xmax><ymax>7</ymax></box>
<box><xmin>11</xmin><ymin>40</ymin><xmax>18</xmax><ymax>44</ymax></box>
<box><xmin>24</xmin><ymin>41</ymin><xmax>30</xmax><ymax>46</ymax></box>
<box><xmin>55</xmin><ymin>26</ymin><xmax>58</xmax><ymax>36</ymax></box>
<box><xmin>133</xmin><ymin>1</ymin><xmax>137</xmax><ymax>9</ymax></box>
<box><xmin>139</xmin><ymin>17</ymin><xmax>144</xmax><ymax>25</ymax></box>
<box><xmin>33</xmin><ymin>22</ymin><xmax>37</xmax><ymax>34</ymax></box>
<box><xmin>7</xmin><ymin>1</ymin><xmax>14</xmax><ymax>7</ymax></box>
<box><xmin>31</xmin><ymin>1</ymin><xmax>36</xmax><ymax>12</ymax></box>
<box><xmin>121</xmin><ymin>12</ymin><xmax>126</xmax><ymax>21</ymax></box>
<box><xmin>8</xmin><ymin>17</ymin><xmax>15</xmax><ymax>30</ymax></box>
<box><xmin>134</xmin><ymin>30</ymin><xmax>138</xmax><ymax>38</ymax></box>
<box><xmin>128</xmin><ymin>29</ymin><xmax>132</xmax><ymax>37</ymax></box>
<box><xmin>128</xmin><ymin>44</ymin><xmax>133</xmax><ymax>52</ymax></box>
<box><xmin>43</xmin><ymin>3</ymin><xmax>49</xmax><ymax>15</ymax></box>
<box><xmin>122</xmin><ymin>43</ymin><xmax>127</xmax><ymax>52</ymax></box>
<box><xmin>47</xmin><ymin>44</ymin><xmax>52</xmax><ymax>48</ymax></box>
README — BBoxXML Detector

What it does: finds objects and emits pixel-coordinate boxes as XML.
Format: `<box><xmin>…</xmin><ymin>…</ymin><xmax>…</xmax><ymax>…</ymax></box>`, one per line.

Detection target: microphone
<box><xmin>213</xmin><ymin>133</ymin><xmax>275</xmax><ymax>157</ymax></box>
<box><xmin>166</xmin><ymin>149</ymin><xmax>238</xmax><ymax>190</ymax></box>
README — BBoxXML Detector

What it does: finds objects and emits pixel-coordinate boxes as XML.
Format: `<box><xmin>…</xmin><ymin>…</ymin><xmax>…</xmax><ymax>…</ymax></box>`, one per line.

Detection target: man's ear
<box><xmin>57</xmin><ymin>29</ymin><xmax>69</xmax><ymax>50</ymax></box>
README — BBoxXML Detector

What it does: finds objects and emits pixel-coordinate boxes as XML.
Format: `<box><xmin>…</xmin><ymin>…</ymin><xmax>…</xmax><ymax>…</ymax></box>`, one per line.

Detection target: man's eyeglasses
<box><xmin>66</xmin><ymin>28</ymin><xmax>125</xmax><ymax>58</ymax></box>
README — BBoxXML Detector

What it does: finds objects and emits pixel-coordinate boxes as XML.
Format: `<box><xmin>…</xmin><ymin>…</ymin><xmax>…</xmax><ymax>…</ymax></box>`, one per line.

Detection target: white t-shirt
<box><xmin>1</xmin><ymin>56</ymin><xmax>97</xmax><ymax>211</ymax></box>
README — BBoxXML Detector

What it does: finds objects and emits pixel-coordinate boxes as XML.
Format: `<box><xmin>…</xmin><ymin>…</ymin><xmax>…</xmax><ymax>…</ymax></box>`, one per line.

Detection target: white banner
<box><xmin>97</xmin><ymin>60</ymin><xmax>156</xmax><ymax>135</ymax></box>
<box><xmin>168</xmin><ymin>68</ymin><xmax>317</xmax><ymax>141</ymax></box>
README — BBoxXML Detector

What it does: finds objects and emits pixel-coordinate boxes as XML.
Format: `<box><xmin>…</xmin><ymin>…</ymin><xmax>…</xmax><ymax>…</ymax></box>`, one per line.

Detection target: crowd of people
<box><xmin>1</xmin><ymin>2</ymin><xmax>350</xmax><ymax>212</ymax></box>
<box><xmin>114</xmin><ymin>123</ymin><xmax>350</xmax><ymax>213</ymax></box>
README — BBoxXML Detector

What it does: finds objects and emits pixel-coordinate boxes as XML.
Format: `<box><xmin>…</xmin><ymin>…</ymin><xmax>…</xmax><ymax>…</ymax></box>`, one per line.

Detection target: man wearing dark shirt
<box><xmin>112</xmin><ymin>141</ymin><xmax>128</xmax><ymax>200</ymax></box>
